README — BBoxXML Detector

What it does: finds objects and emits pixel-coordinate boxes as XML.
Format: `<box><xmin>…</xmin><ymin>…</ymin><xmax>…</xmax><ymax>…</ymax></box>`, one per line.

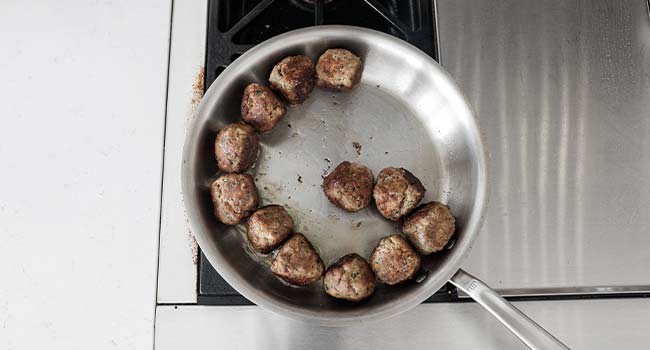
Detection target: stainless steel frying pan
<box><xmin>182</xmin><ymin>25</ymin><xmax>568</xmax><ymax>349</ymax></box>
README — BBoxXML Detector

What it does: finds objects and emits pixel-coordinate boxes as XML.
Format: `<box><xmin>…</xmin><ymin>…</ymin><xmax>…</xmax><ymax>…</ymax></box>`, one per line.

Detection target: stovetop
<box><xmin>198</xmin><ymin>0</ymin><xmax>444</xmax><ymax>305</ymax></box>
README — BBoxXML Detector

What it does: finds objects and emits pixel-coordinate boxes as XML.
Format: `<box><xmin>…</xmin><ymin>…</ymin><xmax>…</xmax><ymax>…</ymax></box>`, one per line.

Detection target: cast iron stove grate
<box><xmin>199</xmin><ymin>0</ymin><xmax>445</xmax><ymax>305</ymax></box>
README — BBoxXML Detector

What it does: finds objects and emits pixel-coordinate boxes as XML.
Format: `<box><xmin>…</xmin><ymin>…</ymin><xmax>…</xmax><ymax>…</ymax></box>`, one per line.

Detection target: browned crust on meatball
<box><xmin>210</xmin><ymin>174</ymin><xmax>259</xmax><ymax>225</ymax></box>
<box><xmin>271</xmin><ymin>233</ymin><xmax>324</xmax><ymax>286</ymax></box>
<box><xmin>322</xmin><ymin>161</ymin><xmax>374</xmax><ymax>212</ymax></box>
<box><xmin>323</xmin><ymin>253</ymin><xmax>376</xmax><ymax>302</ymax></box>
<box><xmin>214</xmin><ymin>122</ymin><xmax>259</xmax><ymax>173</ymax></box>
<box><xmin>402</xmin><ymin>202</ymin><xmax>456</xmax><ymax>255</ymax></box>
<box><xmin>373</xmin><ymin>167</ymin><xmax>426</xmax><ymax>221</ymax></box>
<box><xmin>245</xmin><ymin>205</ymin><xmax>294</xmax><ymax>253</ymax></box>
<box><xmin>241</xmin><ymin>83</ymin><xmax>287</xmax><ymax>132</ymax></box>
<box><xmin>316</xmin><ymin>49</ymin><xmax>363</xmax><ymax>90</ymax></box>
<box><xmin>369</xmin><ymin>235</ymin><xmax>421</xmax><ymax>285</ymax></box>
<box><xmin>269</xmin><ymin>55</ymin><xmax>315</xmax><ymax>105</ymax></box>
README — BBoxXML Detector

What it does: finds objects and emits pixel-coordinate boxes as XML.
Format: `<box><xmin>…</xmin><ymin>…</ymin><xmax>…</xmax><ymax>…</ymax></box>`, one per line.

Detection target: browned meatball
<box><xmin>402</xmin><ymin>202</ymin><xmax>456</xmax><ymax>255</ymax></box>
<box><xmin>322</xmin><ymin>161</ymin><xmax>374</xmax><ymax>212</ymax></box>
<box><xmin>269</xmin><ymin>55</ymin><xmax>315</xmax><ymax>105</ymax></box>
<box><xmin>316</xmin><ymin>49</ymin><xmax>363</xmax><ymax>90</ymax></box>
<box><xmin>210</xmin><ymin>174</ymin><xmax>259</xmax><ymax>225</ymax></box>
<box><xmin>373</xmin><ymin>167</ymin><xmax>426</xmax><ymax>221</ymax></box>
<box><xmin>271</xmin><ymin>233</ymin><xmax>324</xmax><ymax>286</ymax></box>
<box><xmin>245</xmin><ymin>205</ymin><xmax>294</xmax><ymax>253</ymax></box>
<box><xmin>369</xmin><ymin>235</ymin><xmax>421</xmax><ymax>285</ymax></box>
<box><xmin>323</xmin><ymin>253</ymin><xmax>375</xmax><ymax>302</ymax></box>
<box><xmin>241</xmin><ymin>83</ymin><xmax>286</xmax><ymax>132</ymax></box>
<box><xmin>215</xmin><ymin>122</ymin><xmax>259</xmax><ymax>173</ymax></box>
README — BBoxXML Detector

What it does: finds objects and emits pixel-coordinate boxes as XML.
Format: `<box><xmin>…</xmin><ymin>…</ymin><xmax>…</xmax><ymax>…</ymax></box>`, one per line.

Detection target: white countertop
<box><xmin>0</xmin><ymin>1</ymin><xmax>171</xmax><ymax>348</ymax></box>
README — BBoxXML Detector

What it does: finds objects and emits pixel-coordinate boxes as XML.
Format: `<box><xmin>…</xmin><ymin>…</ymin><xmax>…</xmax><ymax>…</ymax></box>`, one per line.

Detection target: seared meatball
<box><xmin>369</xmin><ymin>235</ymin><xmax>421</xmax><ymax>285</ymax></box>
<box><xmin>210</xmin><ymin>174</ymin><xmax>259</xmax><ymax>225</ymax></box>
<box><xmin>316</xmin><ymin>49</ymin><xmax>363</xmax><ymax>90</ymax></box>
<box><xmin>241</xmin><ymin>83</ymin><xmax>286</xmax><ymax>132</ymax></box>
<box><xmin>322</xmin><ymin>161</ymin><xmax>374</xmax><ymax>212</ymax></box>
<box><xmin>323</xmin><ymin>253</ymin><xmax>375</xmax><ymax>302</ymax></box>
<box><xmin>271</xmin><ymin>233</ymin><xmax>324</xmax><ymax>286</ymax></box>
<box><xmin>246</xmin><ymin>205</ymin><xmax>294</xmax><ymax>253</ymax></box>
<box><xmin>373</xmin><ymin>167</ymin><xmax>426</xmax><ymax>221</ymax></box>
<box><xmin>269</xmin><ymin>55</ymin><xmax>315</xmax><ymax>105</ymax></box>
<box><xmin>215</xmin><ymin>122</ymin><xmax>259</xmax><ymax>173</ymax></box>
<box><xmin>402</xmin><ymin>202</ymin><xmax>456</xmax><ymax>255</ymax></box>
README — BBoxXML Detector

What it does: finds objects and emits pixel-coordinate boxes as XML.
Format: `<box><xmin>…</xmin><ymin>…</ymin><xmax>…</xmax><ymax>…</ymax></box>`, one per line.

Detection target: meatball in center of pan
<box><xmin>322</xmin><ymin>161</ymin><xmax>374</xmax><ymax>212</ymax></box>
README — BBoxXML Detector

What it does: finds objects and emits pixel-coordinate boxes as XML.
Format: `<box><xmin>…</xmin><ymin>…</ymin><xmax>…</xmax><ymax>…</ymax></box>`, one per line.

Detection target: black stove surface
<box><xmin>199</xmin><ymin>0</ymin><xmax>444</xmax><ymax>305</ymax></box>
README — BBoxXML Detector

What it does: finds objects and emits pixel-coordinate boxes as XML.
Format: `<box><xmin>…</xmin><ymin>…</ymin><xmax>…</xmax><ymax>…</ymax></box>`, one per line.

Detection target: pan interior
<box><xmin>184</xmin><ymin>26</ymin><xmax>484</xmax><ymax>322</ymax></box>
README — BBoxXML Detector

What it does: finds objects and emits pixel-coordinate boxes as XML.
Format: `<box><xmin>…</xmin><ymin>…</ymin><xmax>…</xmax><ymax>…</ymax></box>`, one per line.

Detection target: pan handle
<box><xmin>449</xmin><ymin>269</ymin><xmax>570</xmax><ymax>350</ymax></box>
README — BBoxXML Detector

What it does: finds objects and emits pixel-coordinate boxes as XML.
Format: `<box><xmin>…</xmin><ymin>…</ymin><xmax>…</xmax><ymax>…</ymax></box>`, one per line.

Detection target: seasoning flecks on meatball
<box><xmin>246</xmin><ymin>205</ymin><xmax>294</xmax><ymax>253</ymax></box>
<box><xmin>323</xmin><ymin>253</ymin><xmax>376</xmax><ymax>302</ymax></box>
<box><xmin>210</xmin><ymin>174</ymin><xmax>259</xmax><ymax>225</ymax></box>
<box><xmin>269</xmin><ymin>55</ymin><xmax>316</xmax><ymax>105</ymax></box>
<box><xmin>402</xmin><ymin>202</ymin><xmax>456</xmax><ymax>255</ymax></box>
<box><xmin>241</xmin><ymin>83</ymin><xmax>287</xmax><ymax>132</ymax></box>
<box><xmin>316</xmin><ymin>49</ymin><xmax>363</xmax><ymax>90</ymax></box>
<box><xmin>373</xmin><ymin>167</ymin><xmax>426</xmax><ymax>221</ymax></box>
<box><xmin>322</xmin><ymin>161</ymin><xmax>374</xmax><ymax>212</ymax></box>
<box><xmin>369</xmin><ymin>234</ymin><xmax>421</xmax><ymax>285</ymax></box>
<box><xmin>214</xmin><ymin>122</ymin><xmax>259</xmax><ymax>173</ymax></box>
<box><xmin>271</xmin><ymin>233</ymin><xmax>324</xmax><ymax>286</ymax></box>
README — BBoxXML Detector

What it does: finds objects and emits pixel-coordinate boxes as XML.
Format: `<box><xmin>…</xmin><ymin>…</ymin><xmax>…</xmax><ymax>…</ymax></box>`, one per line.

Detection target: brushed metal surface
<box><xmin>438</xmin><ymin>0</ymin><xmax>650</xmax><ymax>290</ymax></box>
<box><xmin>182</xmin><ymin>26</ymin><xmax>488</xmax><ymax>324</ymax></box>
<box><xmin>155</xmin><ymin>299</ymin><xmax>650</xmax><ymax>349</ymax></box>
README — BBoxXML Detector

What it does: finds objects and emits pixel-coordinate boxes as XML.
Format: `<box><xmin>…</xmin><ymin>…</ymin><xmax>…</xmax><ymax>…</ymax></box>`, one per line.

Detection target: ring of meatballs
<box><xmin>210</xmin><ymin>173</ymin><xmax>259</xmax><ymax>225</ymax></box>
<box><xmin>246</xmin><ymin>205</ymin><xmax>294</xmax><ymax>254</ymax></box>
<box><xmin>214</xmin><ymin>122</ymin><xmax>259</xmax><ymax>173</ymax></box>
<box><xmin>322</xmin><ymin>161</ymin><xmax>374</xmax><ymax>212</ymax></box>
<box><xmin>241</xmin><ymin>83</ymin><xmax>286</xmax><ymax>132</ymax></box>
<box><xmin>316</xmin><ymin>48</ymin><xmax>363</xmax><ymax>90</ymax></box>
<box><xmin>271</xmin><ymin>233</ymin><xmax>324</xmax><ymax>286</ymax></box>
<box><xmin>369</xmin><ymin>235</ymin><xmax>421</xmax><ymax>285</ymax></box>
<box><xmin>402</xmin><ymin>201</ymin><xmax>456</xmax><ymax>255</ymax></box>
<box><xmin>373</xmin><ymin>167</ymin><xmax>426</xmax><ymax>221</ymax></box>
<box><xmin>203</xmin><ymin>49</ymin><xmax>466</xmax><ymax>302</ymax></box>
<box><xmin>269</xmin><ymin>55</ymin><xmax>315</xmax><ymax>105</ymax></box>
<box><xmin>324</xmin><ymin>253</ymin><xmax>376</xmax><ymax>302</ymax></box>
